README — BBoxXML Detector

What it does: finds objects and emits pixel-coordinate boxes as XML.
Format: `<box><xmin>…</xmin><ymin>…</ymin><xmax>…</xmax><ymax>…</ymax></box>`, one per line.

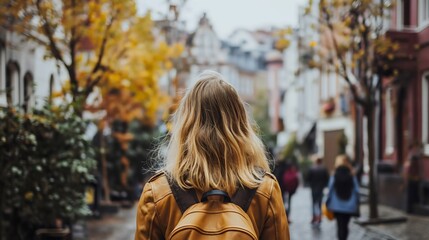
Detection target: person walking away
<box><xmin>403</xmin><ymin>142</ymin><xmax>422</xmax><ymax>213</ymax></box>
<box><xmin>307</xmin><ymin>156</ymin><xmax>329</xmax><ymax>225</ymax></box>
<box><xmin>134</xmin><ymin>70</ymin><xmax>289</xmax><ymax>240</ymax></box>
<box><xmin>282</xmin><ymin>162</ymin><xmax>299</xmax><ymax>219</ymax></box>
<box><xmin>326</xmin><ymin>155</ymin><xmax>359</xmax><ymax>240</ymax></box>
<box><xmin>274</xmin><ymin>158</ymin><xmax>288</xmax><ymax>194</ymax></box>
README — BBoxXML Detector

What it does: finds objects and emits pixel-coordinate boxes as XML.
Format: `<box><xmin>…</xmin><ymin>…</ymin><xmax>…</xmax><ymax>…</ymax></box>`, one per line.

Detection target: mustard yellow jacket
<box><xmin>134</xmin><ymin>172</ymin><xmax>290</xmax><ymax>240</ymax></box>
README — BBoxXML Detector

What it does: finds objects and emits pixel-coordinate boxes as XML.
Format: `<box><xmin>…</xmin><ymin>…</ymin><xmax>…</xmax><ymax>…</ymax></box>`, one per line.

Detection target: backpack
<box><xmin>282</xmin><ymin>167</ymin><xmax>299</xmax><ymax>194</ymax></box>
<box><xmin>168</xmin><ymin>180</ymin><xmax>258</xmax><ymax>240</ymax></box>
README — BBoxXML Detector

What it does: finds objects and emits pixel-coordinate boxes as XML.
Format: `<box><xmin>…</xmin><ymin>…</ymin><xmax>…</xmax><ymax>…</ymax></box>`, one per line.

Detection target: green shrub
<box><xmin>278</xmin><ymin>133</ymin><xmax>299</xmax><ymax>163</ymax></box>
<box><xmin>338</xmin><ymin>132</ymin><xmax>348</xmax><ymax>155</ymax></box>
<box><xmin>0</xmin><ymin>106</ymin><xmax>96</xmax><ymax>240</ymax></box>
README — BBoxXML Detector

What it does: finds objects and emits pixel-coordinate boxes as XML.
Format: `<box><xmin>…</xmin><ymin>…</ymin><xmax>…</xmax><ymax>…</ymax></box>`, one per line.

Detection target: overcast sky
<box><xmin>137</xmin><ymin>0</ymin><xmax>306</xmax><ymax>39</ymax></box>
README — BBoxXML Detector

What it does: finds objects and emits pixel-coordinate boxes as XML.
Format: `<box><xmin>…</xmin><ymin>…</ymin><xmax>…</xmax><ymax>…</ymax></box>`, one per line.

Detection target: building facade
<box><xmin>277</xmin><ymin>1</ymin><xmax>354</xmax><ymax>172</ymax></box>
<box><xmin>186</xmin><ymin>14</ymin><xmax>273</xmax><ymax>104</ymax></box>
<box><xmin>377</xmin><ymin>0</ymin><xmax>429</xmax><ymax>213</ymax></box>
<box><xmin>0</xmin><ymin>30</ymin><xmax>65</xmax><ymax>111</ymax></box>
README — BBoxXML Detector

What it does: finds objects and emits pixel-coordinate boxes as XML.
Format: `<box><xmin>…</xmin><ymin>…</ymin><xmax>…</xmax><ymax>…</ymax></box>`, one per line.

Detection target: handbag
<box><xmin>322</xmin><ymin>203</ymin><xmax>334</xmax><ymax>221</ymax></box>
<box><xmin>322</xmin><ymin>185</ymin><xmax>334</xmax><ymax>221</ymax></box>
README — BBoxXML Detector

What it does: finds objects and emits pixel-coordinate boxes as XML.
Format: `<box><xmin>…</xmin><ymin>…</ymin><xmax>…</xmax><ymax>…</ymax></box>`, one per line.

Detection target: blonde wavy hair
<box><xmin>162</xmin><ymin>70</ymin><xmax>270</xmax><ymax>195</ymax></box>
<box><xmin>335</xmin><ymin>154</ymin><xmax>354</xmax><ymax>174</ymax></box>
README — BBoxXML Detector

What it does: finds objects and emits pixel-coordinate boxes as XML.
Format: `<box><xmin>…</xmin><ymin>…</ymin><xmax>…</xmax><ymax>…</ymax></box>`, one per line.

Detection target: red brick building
<box><xmin>378</xmin><ymin>0</ymin><xmax>429</xmax><ymax>214</ymax></box>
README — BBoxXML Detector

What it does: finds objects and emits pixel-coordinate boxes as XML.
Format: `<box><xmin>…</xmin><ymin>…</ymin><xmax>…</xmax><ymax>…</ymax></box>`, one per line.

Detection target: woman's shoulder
<box><xmin>143</xmin><ymin>171</ymin><xmax>173</xmax><ymax>203</ymax></box>
<box><xmin>255</xmin><ymin>172</ymin><xmax>279</xmax><ymax>198</ymax></box>
<box><xmin>264</xmin><ymin>172</ymin><xmax>278</xmax><ymax>182</ymax></box>
<box><xmin>145</xmin><ymin>171</ymin><xmax>278</xmax><ymax>199</ymax></box>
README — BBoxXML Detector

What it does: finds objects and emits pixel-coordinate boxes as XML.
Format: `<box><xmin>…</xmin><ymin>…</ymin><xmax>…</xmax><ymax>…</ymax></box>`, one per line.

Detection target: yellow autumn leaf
<box><xmin>276</xmin><ymin>38</ymin><xmax>291</xmax><ymax>51</ymax></box>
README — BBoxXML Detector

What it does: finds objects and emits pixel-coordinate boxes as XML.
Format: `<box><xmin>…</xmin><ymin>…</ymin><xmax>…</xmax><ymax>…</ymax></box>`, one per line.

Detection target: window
<box><xmin>330</xmin><ymin>72</ymin><xmax>337</xmax><ymax>97</ymax></box>
<box><xmin>403</xmin><ymin>0</ymin><xmax>411</xmax><ymax>27</ymax></box>
<box><xmin>340</xmin><ymin>92</ymin><xmax>350</xmax><ymax>114</ymax></box>
<box><xmin>419</xmin><ymin>0</ymin><xmax>429</xmax><ymax>28</ymax></box>
<box><xmin>422</xmin><ymin>72</ymin><xmax>429</xmax><ymax>155</ymax></box>
<box><xmin>385</xmin><ymin>88</ymin><xmax>395</xmax><ymax>155</ymax></box>
<box><xmin>5</xmin><ymin>68</ymin><xmax>11</xmax><ymax>104</ymax></box>
<box><xmin>6</xmin><ymin>62</ymin><xmax>19</xmax><ymax>106</ymax></box>
<box><xmin>321</xmin><ymin>72</ymin><xmax>328</xmax><ymax>100</ymax></box>
<box><xmin>397</xmin><ymin>0</ymin><xmax>412</xmax><ymax>29</ymax></box>
<box><xmin>23</xmin><ymin>72</ymin><xmax>33</xmax><ymax>112</ymax></box>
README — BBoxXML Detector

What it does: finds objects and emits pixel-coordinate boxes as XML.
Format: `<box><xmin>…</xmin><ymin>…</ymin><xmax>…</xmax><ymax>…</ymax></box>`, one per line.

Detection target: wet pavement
<box><xmin>288</xmin><ymin>188</ymin><xmax>394</xmax><ymax>240</ymax></box>
<box><xmin>83</xmin><ymin>187</ymin><xmax>428</xmax><ymax>240</ymax></box>
<box><xmin>361</xmin><ymin>205</ymin><xmax>429</xmax><ymax>240</ymax></box>
<box><xmin>86</xmin><ymin>206</ymin><xmax>137</xmax><ymax>240</ymax></box>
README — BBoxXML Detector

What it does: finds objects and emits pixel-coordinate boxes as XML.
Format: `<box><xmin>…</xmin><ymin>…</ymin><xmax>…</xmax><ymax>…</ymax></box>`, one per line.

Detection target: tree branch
<box><xmin>83</xmin><ymin>12</ymin><xmax>119</xmax><ymax>97</ymax></box>
<box><xmin>68</xmin><ymin>0</ymin><xmax>80</xmax><ymax>99</ymax></box>
<box><xmin>320</xmin><ymin>4</ymin><xmax>366</xmax><ymax>106</ymax></box>
<box><xmin>20</xmin><ymin>31</ymin><xmax>49</xmax><ymax>47</ymax></box>
<box><xmin>337</xmin><ymin>62</ymin><xmax>367</xmax><ymax>106</ymax></box>
<box><xmin>85</xmin><ymin>65</ymin><xmax>112</xmax><ymax>98</ymax></box>
<box><xmin>91</xmin><ymin>15</ymin><xmax>117</xmax><ymax>75</ymax></box>
<box><xmin>361</xmin><ymin>17</ymin><xmax>372</xmax><ymax>95</ymax></box>
<box><xmin>36</xmin><ymin>0</ymin><xmax>68</xmax><ymax>68</ymax></box>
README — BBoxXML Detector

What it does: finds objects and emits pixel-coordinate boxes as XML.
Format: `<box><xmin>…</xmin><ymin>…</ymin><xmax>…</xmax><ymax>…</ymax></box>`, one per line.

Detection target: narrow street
<box><xmin>85</xmin><ymin>187</ymin><xmax>403</xmax><ymax>240</ymax></box>
<box><xmin>288</xmin><ymin>188</ymin><xmax>393</xmax><ymax>240</ymax></box>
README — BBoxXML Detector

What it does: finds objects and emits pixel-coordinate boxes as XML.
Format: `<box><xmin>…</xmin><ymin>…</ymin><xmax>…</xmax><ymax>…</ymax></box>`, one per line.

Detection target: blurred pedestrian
<box><xmin>326</xmin><ymin>155</ymin><xmax>360</xmax><ymax>240</ymax></box>
<box><xmin>403</xmin><ymin>142</ymin><xmax>422</xmax><ymax>213</ymax></box>
<box><xmin>274</xmin><ymin>158</ymin><xmax>287</xmax><ymax>192</ymax></box>
<box><xmin>134</xmin><ymin>71</ymin><xmax>289</xmax><ymax>240</ymax></box>
<box><xmin>282</xmin><ymin>161</ymin><xmax>299</xmax><ymax>220</ymax></box>
<box><xmin>307</xmin><ymin>156</ymin><xmax>329</xmax><ymax>225</ymax></box>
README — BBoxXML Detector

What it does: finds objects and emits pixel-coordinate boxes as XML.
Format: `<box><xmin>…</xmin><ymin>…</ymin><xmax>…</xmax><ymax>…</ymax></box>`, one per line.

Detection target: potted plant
<box><xmin>322</xmin><ymin>97</ymin><xmax>336</xmax><ymax>116</ymax></box>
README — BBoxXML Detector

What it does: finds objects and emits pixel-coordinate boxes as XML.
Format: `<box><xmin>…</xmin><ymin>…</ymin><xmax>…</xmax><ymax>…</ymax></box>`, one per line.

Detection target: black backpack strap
<box><xmin>168</xmin><ymin>178</ymin><xmax>199</xmax><ymax>214</ymax></box>
<box><xmin>232</xmin><ymin>171</ymin><xmax>266</xmax><ymax>212</ymax></box>
<box><xmin>168</xmin><ymin>171</ymin><xmax>264</xmax><ymax>213</ymax></box>
<box><xmin>231</xmin><ymin>187</ymin><xmax>257</xmax><ymax>212</ymax></box>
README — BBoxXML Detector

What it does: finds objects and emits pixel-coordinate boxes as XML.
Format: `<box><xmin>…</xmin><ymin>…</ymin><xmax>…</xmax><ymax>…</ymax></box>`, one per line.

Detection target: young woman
<box><xmin>326</xmin><ymin>155</ymin><xmax>359</xmax><ymax>240</ymax></box>
<box><xmin>134</xmin><ymin>71</ymin><xmax>289</xmax><ymax>240</ymax></box>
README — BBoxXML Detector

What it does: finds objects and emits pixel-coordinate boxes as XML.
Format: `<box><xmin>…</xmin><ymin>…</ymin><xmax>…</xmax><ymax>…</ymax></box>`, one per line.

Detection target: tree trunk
<box><xmin>100</xmin><ymin>132</ymin><xmax>111</xmax><ymax>203</ymax></box>
<box><xmin>72</xmin><ymin>94</ymin><xmax>84</xmax><ymax>117</ymax></box>
<box><xmin>367</xmin><ymin>105</ymin><xmax>379</xmax><ymax>219</ymax></box>
<box><xmin>0</xmin><ymin>181</ymin><xmax>4</xmax><ymax>240</ymax></box>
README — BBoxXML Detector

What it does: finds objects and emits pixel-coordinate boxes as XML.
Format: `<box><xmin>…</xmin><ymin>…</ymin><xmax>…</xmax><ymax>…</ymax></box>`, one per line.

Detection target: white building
<box><xmin>276</xmin><ymin>29</ymin><xmax>300</xmax><ymax>147</ymax></box>
<box><xmin>265</xmin><ymin>50</ymin><xmax>285</xmax><ymax>134</ymax></box>
<box><xmin>277</xmin><ymin>1</ymin><xmax>355</xmax><ymax>171</ymax></box>
<box><xmin>0</xmin><ymin>30</ymin><xmax>66</xmax><ymax>111</ymax></box>
<box><xmin>186</xmin><ymin>14</ymin><xmax>227</xmax><ymax>85</ymax></box>
<box><xmin>186</xmin><ymin>14</ymin><xmax>273</xmax><ymax>103</ymax></box>
<box><xmin>276</xmin><ymin>4</ymin><xmax>321</xmax><ymax>150</ymax></box>
<box><xmin>222</xmin><ymin>29</ymin><xmax>273</xmax><ymax>102</ymax></box>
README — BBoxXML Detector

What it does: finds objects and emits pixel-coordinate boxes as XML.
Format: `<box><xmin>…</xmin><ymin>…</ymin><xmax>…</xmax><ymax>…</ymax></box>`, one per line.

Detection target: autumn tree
<box><xmin>310</xmin><ymin>0</ymin><xmax>397</xmax><ymax>219</ymax></box>
<box><xmin>84</xmin><ymin>16</ymin><xmax>182</xmax><ymax>201</ymax></box>
<box><xmin>0</xmin><ymin>0</ymin><xmax>166</xmax><ymax>115</ymax></box>
<box><xmin>274</xmin><ymin>27</ymin><xmax>293</xmax><ymax>52</ymax></box>
<box><xmin>1</xmin><ymin>0</ymin><xmax>183</xmax><ymax>203</ymax></box>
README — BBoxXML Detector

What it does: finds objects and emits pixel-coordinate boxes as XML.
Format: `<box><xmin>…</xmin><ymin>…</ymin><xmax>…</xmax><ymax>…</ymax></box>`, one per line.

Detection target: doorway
<box><xmin>323</xmin><ymin>129</ymin><xmax>345</xmax><ymax>172</ymax></box>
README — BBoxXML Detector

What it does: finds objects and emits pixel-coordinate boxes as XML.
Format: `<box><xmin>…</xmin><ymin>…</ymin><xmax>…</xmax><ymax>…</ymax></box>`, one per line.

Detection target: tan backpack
<box><xmin>168</xmin><ymin>181</ymin><xmax>258</xmax><ymax>240</ymax></box>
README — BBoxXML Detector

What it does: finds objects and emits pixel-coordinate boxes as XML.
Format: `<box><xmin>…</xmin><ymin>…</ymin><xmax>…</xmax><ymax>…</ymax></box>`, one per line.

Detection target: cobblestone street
<box><xmin>85</xmin><ymin>187</ymin><xmax>423</xmax><ymax>240</ymax></box>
